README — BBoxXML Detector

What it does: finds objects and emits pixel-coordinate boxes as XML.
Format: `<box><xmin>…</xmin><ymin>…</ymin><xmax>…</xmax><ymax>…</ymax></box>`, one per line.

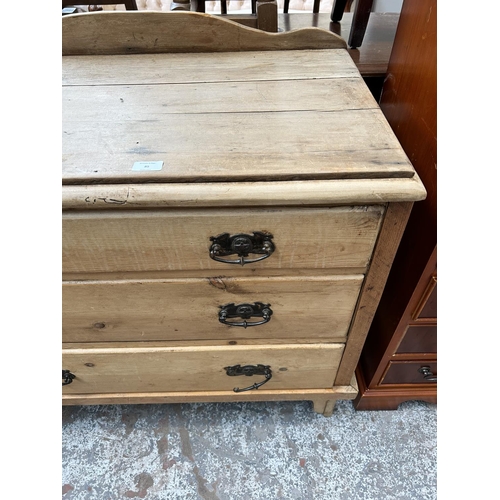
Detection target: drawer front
<box><xmin>412</xmin><ymin>274</ymin><xmax>437</xmax><ymax>320</ymax></box>
<box><xmin>381</xmin><ymin>361</ymin><xmax>437</xmax><ymax>385</ymax></box>
<box><xmin>62</xmin><ymin>344</ymin><xmax>344</xmax><ymax>394</ymax></box>
<box><xmin>62</xmin><ymin>206</ymin><xmax>384</xmax><ymax>274</ymax></box>
<box><xmin>63</xmin><ymin>275</ymin><xmax>363</xmax><ymax>342</ymax></box>
<box><xmin>396</xmin><ymin>325</ymin><xmax>437</xmax><ymax>354</ymax></box>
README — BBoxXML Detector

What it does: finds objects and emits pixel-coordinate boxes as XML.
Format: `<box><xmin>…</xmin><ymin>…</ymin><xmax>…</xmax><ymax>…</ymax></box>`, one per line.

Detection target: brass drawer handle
<box><xmin>418</xmin><ymin>366</ymin><xmax>437</xmax><ymax>382</ymax></box>
<box><xmin>209</xmin><ymin>232</ymin><xmax>275</xmax><ymax>266</ymax></box>
<box><xmin>219</xmin><ymin>302</ymin><xmax>273</xmax><ymax>328</ymax></box>
<box><xmin>224</xmin><ymin>364</ymin><xmax>272</xmax><ymax>392</ymax></box>
<box><xmin>62</xmin><ymin>369</ymin><xmax>76</xmax><ymax>386</ymax></box>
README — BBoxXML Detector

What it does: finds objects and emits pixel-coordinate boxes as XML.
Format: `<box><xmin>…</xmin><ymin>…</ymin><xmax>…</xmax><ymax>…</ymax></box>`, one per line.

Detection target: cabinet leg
<box><xmin>312</xmin><ymin>399</ymin><xmax>337</xmax><ymax>416</ymax></box>
<box><xmin>323</xmin><ymin>399</ymin><xmax>336</xmax><ymax>417</ymax></box>
<box><xmin>312</xmin><ymin>399</ymin><xmax>326</xmax><ymax>414</ymax></box>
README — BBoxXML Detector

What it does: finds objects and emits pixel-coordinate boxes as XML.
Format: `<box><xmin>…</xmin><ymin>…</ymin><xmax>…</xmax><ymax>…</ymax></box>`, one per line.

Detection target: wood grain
<box><xmin>62</xmin><ymin>177</ymin><xmax>426</xmax><ymax>209</ymax></box>
<box><xmin>62</xmin><ymin>110</ymin><xmax>414</xmax><ymax>184</ymax></box>
<box><xmin>62</xmin><ymin>385</ymin><xmax>359</xmax><ymax>406</ymax></box>
<box><xmin>335</xmin><ymin>201</ymin><xmax>413</xmax><ymax>385</ymax></box>
<box><xmin>62</xmin><ymin>11</ymin><xmax>346</xmax><ymax>56</ymax></box>
<box><xmin>62</xmin><ymin>50</ymin><xmax>359</xmax><ymax>86</ymax></box>
<box><xmin>62</xmin><ymin>206</ymin><xmax>384</xmax><ymax>274</ymax></box>
<box><xmin>63</xmin><ymin>77</ymin><xmax>377</xmax><ymax>114</ymax></box>
<box><xmin>353</xmin><ymin>365</ymin><xmax>436</xmax><ymax>410</ymax></box>
<box><xmin>62</xmin><ymin>47</ymin><xmax>416</xmax><ymax>184</ymax></box>
<box><xmin>62</xmin><ymin>275</ymin><xmax>363</xmax><ymax>342</ymax></box>
<box><xmin>62</xmin><ymin>343</ymin><xmax>345</xmax><ymax>394</ymax></box>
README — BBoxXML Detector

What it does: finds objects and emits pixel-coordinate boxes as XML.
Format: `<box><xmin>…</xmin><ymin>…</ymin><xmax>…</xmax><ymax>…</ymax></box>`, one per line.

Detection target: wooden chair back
<box><xmin>62</xmin><ymin>11</ymin><xmax>346</xmax><ymax>56</ymax></box>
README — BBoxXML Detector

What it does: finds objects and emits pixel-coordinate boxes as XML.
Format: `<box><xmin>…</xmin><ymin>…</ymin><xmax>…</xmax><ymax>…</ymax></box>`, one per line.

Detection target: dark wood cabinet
<box><xmin>353</xmin><ymin>0</ymin><xmax>437</xmax><ymax>411</ymax></box>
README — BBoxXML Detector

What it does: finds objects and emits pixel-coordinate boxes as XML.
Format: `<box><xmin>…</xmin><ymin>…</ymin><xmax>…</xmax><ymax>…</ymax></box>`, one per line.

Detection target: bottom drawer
<box><xmin>62</xmin><ymin>343</ymin><xmax>344</xmax><ymax>394</ymax></box>
<box><xmin>381</xmin><ymin>361</ymin><xmax>437</xmax><ymax>385</ymax></box>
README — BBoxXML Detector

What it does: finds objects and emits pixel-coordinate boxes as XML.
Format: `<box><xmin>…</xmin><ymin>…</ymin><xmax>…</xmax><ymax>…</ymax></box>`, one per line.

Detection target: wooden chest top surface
<box><xmin>62</xmin><ymin>49</ymin><xmax>416</xmax><ymax>186</ymax></box>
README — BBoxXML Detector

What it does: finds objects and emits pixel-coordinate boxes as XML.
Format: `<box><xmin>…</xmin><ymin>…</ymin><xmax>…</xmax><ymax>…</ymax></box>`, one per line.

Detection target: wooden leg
<box><xmin>312</xmin><ymin>399</ymin><xmax>327</xmax><ymax>414</ymax></box>
<box><xmin>323</xmin><ymin>400</ymin><xmax>337</xmax><ymax>417</ymax></box>
<box><xmin>313</xmin><ymin>0</ymin><xmax>320</xmax><ymax>14</ymax></box>
<box><xmin>312</xmin><ymin>399</ymin><xmax>337</xmax><ymax>417</ymax></box>
<box><xmin>256</xmin><ymin>0</ymin><xmax>278</xmax><ymax>32</ymax></box>
<box><xmin>194</xmin><ymin>0</ymin><xmax>205</xmax><ymax>12</ymax></box>
<box><xmin>331</xmin><ymin>0</ymin><xmax>349</xmax><ymax>22</ymax></box>
<box><xmin>348</xmin><ymin>0</ymin><xmax>374</xmax><ymax>48</ymax></box>
<box><xmin>124</xmin><ymin>0</ymin><xmax>138</xmax><ymax>9</ymax></box>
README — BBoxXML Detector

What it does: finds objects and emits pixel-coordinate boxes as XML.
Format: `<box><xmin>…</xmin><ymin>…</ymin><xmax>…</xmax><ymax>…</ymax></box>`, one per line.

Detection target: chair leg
<box><xmin>283</xmin><ymin>0</ymin><xmax>289</xmax><ymax>13</ymax></box>
<box><xmin>313</xmin><ymin>0</ymin><xmax>320</xmax><ymax>13</ymax></box>
<box><xmin>124</xmin><ymin>0</ymin><xmax>138</xmax><ymax>9</ymax></box>
<box><xmin>348</xmin><ymin>0</ymin><xmax>373</xmax><ymax>48</ymax></box>
<box><xmin>221</xmin><ymin>0</ymin><xmax>227</xmax><ymax>14</ymax></box>
<box><xmin>194</xmin><ymin>0</ymin><xmax>205</xmax><ymax>12</ymax></box>
<box><xmin>252</xmin><ymin>0</ymin><xmax>256</xmax><ymax>14</ymax></box>
<box><xmin>330</xmin><ymin>0</ymin><xmax>348</xmax><ymax>22</ymax></box>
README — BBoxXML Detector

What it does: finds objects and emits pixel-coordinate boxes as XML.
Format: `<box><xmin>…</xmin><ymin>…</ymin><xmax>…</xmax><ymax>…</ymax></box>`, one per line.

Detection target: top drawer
<box><xmin>62</xmin><ymin>206</ymin><xmax>384</xmax><ymax>274</ymax></box>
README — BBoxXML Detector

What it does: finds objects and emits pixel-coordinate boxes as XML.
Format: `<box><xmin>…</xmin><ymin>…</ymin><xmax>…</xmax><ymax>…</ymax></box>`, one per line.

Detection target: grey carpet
<box><xmin>62</xmin><ymin>399</ymin><xmax>437</xmax><ymax>499</ymax></box>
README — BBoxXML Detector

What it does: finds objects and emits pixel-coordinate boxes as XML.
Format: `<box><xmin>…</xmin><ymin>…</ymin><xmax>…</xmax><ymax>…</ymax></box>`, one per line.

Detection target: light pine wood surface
<box><xmin>62</xmin><ymin>343</ymin><xmax>345</xmax><ymax>394</ymax></box>
<box><xmin>62</xmin><ymin>50</ymin><xmax>359</xmax><ymax>86</ymax></box>
<box><xmin>62</xmin><ymin>13</ymin><xmax>427</xmax><ymax>414</ymax></box>
<box><xmin>62</xmin><ymin>11</ymin><xmax>346</xmax><ymax>55</ymax></box>
<box><xmin>62</xmin><ymin>382</ymin><xmax>359</xmax><ymax>407</ymax></box>
<box><xmin>335</xmin><ymin>202</ymin><xmax>414</xmax><ymax>386</ymax></box>
<box><xmin>62</xmin><ymin>275</ymin><xmax>363</xmax><ymax>343</ymax></box>
<box><xmin>62</xmin><ymin>49</ymin><xmax>415</xmax><ymax>185</ymax></box>
<box><xmin>62</xmin><ymin>178</ymin><xmax>426</xmax><ymax>210</ymax></box>
<box><xmin>62</xmin><ymin>206</ymin><xmax>384</xmax><ymax>274</ymax></box>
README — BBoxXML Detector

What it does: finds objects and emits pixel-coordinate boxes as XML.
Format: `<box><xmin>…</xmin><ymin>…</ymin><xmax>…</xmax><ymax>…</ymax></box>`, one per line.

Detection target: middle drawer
<box><xmin>63</xmin><ymin>275</ymin><xmax>363</xmax><ymax>343</ymax></box>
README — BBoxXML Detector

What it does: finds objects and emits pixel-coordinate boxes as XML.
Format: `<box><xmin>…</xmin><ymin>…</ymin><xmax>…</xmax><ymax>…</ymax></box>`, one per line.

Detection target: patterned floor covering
<box><xmin>62</xmin><ymin>399</ymin><xmax>437</xmax><ymax>499</ymax></box>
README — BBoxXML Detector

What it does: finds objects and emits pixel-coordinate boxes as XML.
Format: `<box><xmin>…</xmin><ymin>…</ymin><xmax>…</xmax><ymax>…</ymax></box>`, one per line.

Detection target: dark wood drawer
<box><xmin>381</xmin><ymin>361</ymin><xmax>437</xmax><ymax>385</ymax></box>
<box><xmin>396</xmin><ymin>325</ymin><xmax>437</xmax><ymax>354</ymax></box>
<box><xmin>412</xmin><ymin>275</ymin><xmax>437</xmax><ymax>320</ymax></box>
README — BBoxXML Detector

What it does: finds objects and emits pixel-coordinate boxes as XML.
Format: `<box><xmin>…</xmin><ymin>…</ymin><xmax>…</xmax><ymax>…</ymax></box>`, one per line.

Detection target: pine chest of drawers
<box><xmin>61</xmin><ymin>11</ymin><xmax>426</xmax><ymax>416</ymax></box>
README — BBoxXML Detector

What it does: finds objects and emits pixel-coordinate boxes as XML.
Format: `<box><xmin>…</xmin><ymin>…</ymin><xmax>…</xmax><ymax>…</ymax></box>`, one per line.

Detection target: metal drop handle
<box><xmin>62</xmin><ymin>369</ymin><xmax>76</xmax><ymax>386</ymax></box>
<box><xmin>225</xmin><ymin>364</ymin><xmax>272</xmax><ymax>392</ymax></box>
<box><xmin>418</xmin><ymin>366</ymin><xmax>437</xmax><ymax>382</ymax></box>
<box><xmin>219</xmin><ymin>302</ymin><xmax>273</xmax><ymax>328</ymax></box>
<box><xmin>209</xmin><ymin>232</ymin><xmax>275</xmax><ymax>266</ymax></box>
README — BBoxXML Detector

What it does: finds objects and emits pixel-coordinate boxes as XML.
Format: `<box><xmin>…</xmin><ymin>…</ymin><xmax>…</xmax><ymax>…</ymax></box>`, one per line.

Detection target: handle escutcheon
<box><xmin>209</xmin><ymin>232</ymin><xmax>275</xmax><ymax>266</ymax></box>
<box><xmin>224</xmin><ymin>364</ymin><xmax>273</xmax><ymax>392</ymax></box>
<box><xmin>219</xmin><ymin>302</ymin><xmax>273</xmax><ymax>328</ymax></box>
<box><xmin>62</xmin><ymin>369</ymin><xmax>76</xmax><ymax>386</ymax></box>
<box><xmin>418</xmin><ymin>366</ymin><xmax>437</xmax><ymax>382</ymax></box>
